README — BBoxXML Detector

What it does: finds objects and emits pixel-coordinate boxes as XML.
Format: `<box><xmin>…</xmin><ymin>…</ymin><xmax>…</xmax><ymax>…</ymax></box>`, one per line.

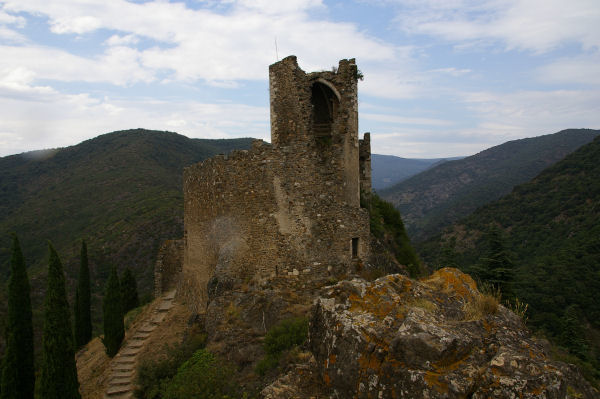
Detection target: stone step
<box><xmin>104</xmin><ymin>392</ymin><xmax>132</xmax><ymax>399</ymax></box>
<box><xmin>126</xmin><ymin>340</ymin><xmax>144</xmax><ymax>348</ymax></box>
<box><xmin>113</xmin><ymin>364</ymin><xmax>134</xmax><ymax>372</ymax></box>
<box><xmin>115</xmin><ymin>357</ymin><xmax>135</xmax><ymax>365</ymax></box>
<box><xmin>105</xmin><ymin>289</ymin><xmax>177</xmax><ymax>399</ymax></box>
<box><xmin>163</xmin><ymin>290</ymin><xmax>176</xmax><ymax>300</ymax></box>
<box><xmin>110</xmin><ymin>371</ymin><xmax>134</xmax><ymax>379</ymax></box>
<box><xmin>157</xmin><ymin>301</ymin><xmax>174</xmax><ymax>312</ymax></box>
<box><xmin>120</xmin><ymin>347</ymin><xmax>140</xmax><ymax>357</ymax></box>
<box><xmin>151</xmin><ymin>313</ymin><xmax>167</xmax><ymax>324</ymax></box>
<box><xmin>109</xmin><ymin>377</ymin><xmax>131</xmax><ymax>386</ymax></box>
<box><xmin>106</xmin><ymin>384</ymin><xmax>132</xmax><ymax>395</ymax></box>
<box><xmin>137</xmin><ymin>324</ymin><xmax>156</xmax><ymax>334</ymax></box>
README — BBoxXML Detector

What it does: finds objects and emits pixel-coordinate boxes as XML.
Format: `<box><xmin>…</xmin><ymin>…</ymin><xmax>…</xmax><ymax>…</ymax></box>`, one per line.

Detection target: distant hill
<box><xmin>371</xmin><ymin>154</ymin><xmax>463</xmax><ymax>190</ymax></box>
<box><xmin>380</xmin><ymin>129</ymin><xmax>600</xmax><ymax>241</ymax></box>
<box><xmin>0</xmin><ymin>129</ymin><xmax>253</xmax><ymax>341</ymax></box>
<box><xmin>418</xmin><ymin>136</ymin><xmax>600</xmax><ymax>380</ymax></box>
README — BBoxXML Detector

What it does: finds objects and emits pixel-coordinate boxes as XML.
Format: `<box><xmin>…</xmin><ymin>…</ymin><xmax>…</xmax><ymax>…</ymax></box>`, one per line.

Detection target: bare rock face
<box><xmin>309</xmin><ymin>268</ymin><xmax>597</xmax><ymax>399</ymax></box>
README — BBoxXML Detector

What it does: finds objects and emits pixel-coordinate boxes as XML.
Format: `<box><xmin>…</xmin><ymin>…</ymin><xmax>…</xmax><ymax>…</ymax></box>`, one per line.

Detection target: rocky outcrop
<box><xmin>309</xmin><ymin>268</ymin><xmax>597</xmax><ymax>399</ymax></box>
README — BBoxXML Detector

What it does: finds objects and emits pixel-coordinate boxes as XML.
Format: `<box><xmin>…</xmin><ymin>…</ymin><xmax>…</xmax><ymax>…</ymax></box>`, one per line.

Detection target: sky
<box><xmin>0</xmin><ymin>0</ymin><xmax>599</xmax><ymax>158</ymax></box>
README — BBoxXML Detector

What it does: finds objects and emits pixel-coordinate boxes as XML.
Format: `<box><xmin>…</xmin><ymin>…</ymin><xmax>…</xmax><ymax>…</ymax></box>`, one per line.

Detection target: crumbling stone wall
<box><xmin>182</xmin><ymin>56</ymin><xmax>372</xmax><ymax>308</ymax></box>
<box><xmin>359</xmin><ymin>133</ymin><xmax>371</xmax><ymax>195</ymax></box>
<box><xmin>154</xmin><ymin>239</ymin><xmax>183</xmax><ymax>298</ymax></box>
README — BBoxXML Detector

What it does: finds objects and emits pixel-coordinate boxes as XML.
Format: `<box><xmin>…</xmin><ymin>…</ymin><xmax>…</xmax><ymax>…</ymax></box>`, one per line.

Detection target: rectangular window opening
<box><xmin>352</xmin><ymin>237</ymin><xmax>359</xmax><ymax>258</ymax></box>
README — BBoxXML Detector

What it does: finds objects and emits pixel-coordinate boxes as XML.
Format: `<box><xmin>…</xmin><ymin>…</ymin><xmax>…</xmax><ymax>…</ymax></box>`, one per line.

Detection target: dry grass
<box><xmin>76</xmin><ymin>337</ymin><xmax>111</xmax><ymax>399</ymax></box>
<box><xmin>463</xmin><ymin>291</ymin><xmax>500</xmax><ymax>320</ymax></box>
<box><xmin>409</xmin><ymin>298</ymin><xmax>438</xmax><ymax>313</ymax></box>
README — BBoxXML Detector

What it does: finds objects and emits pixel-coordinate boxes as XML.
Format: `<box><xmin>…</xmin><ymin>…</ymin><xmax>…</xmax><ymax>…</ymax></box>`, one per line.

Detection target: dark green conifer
<box><xmin>120</xmin><ymin>267</ymin><xmax>139</xmax><ymax>314</ymax></box>
<box><xmin>39</xmin><ymin>243</ymin><xmax>81</xmax><ymax>399</ymax></box>
<box><xmin>74</xmin><ymin>240</ymin><xmax>92</xmax><ymax>348</ymax></box>
<box><xmin>475</xmin><ymin>225</ymin><xmax>515</xmax><ymax>299</ymax></box>
<box><xmin>1</xmin><ymin>234</ymin><xmax>35</xmax><ymax>399</ymax></box>
<box><xmin>103</xmin><ymin>265</ymin><xmax>124</xmax><ymax>357</ymax></box>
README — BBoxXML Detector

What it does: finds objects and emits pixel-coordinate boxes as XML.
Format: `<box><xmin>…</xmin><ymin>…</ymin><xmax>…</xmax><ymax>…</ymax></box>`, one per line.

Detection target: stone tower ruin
<box><xmin>179</xmin><ymin>56</ymin><xmax>372</xmax><ymax>307</ymax></box>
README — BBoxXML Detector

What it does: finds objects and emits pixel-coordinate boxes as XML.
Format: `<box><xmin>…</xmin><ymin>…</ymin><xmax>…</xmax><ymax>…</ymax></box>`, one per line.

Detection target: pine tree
<box><xmin>1</xmin><ymin>234</ymin><xmax>35</xmax><ymax>399</ymax></box>
<box><xmin>103</xmin><ymin>265</ymin><xmax>124</xmax><ymax>357</ymax></box>
<box><xmin>120</xmin><ymin>267</ymin><xmax>139</xmax><ymax>314</ymax></box>
<box><xmin>475</xmin><ymin>225</ymin><xmax>515</xmax><ymax>299</ymax></box>
<box><xmin>39</xmin><ymin>243</ymin><xmax>81</xmax><ymax>399</ymax></box>
<box><xmin>74</xmin><ymin>240</ymin><xmax>92</xmax><ymax>348</ymax></box>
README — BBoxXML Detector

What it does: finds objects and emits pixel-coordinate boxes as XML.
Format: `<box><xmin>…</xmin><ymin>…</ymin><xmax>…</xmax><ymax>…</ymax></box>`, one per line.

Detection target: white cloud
<box><xmin>393</xmin><ymin>0</ymin><xmax>600</xmax><ymax>53</ymax></box>
<box><xmin>537</xmin><ymin>53</ymin><xmax>600</xmax><ymax>86</ymax></box>
<box><xmin>3</xmin><ymin>0</ymin><xmax>397</xmax><ymax>84</ymax></box>
<box><xmin>427</xmin><ymin>67</ymin><xmax>471</xmax><ymax>77</ymax></box>
<box><xmin>362</xmin><ymin>112</ymin><xmax>452</xmax><ymax>126</ymax></box>
<box><xmin>105</xmin><ymin>34</ymin><xmax>140</xmax><ymax>47</ymax></box>
<box><xmin>0</xmin><ymin>45</ymin><xmax>154</xmax><ymax>86</ymax></box>
<box><xmin>236</xmin><ymin>0</ymin><xmax>324</xmax><ymax>14</ymax></box>
<box><xmin>461</xmin><ymin>89</ymin><xmax>600</xmax><ymax>138</ymax></box>
<box><xmin>0</xmin><ymin>83</ymin><xmax>269</xmax><ymax>156</ymax></box>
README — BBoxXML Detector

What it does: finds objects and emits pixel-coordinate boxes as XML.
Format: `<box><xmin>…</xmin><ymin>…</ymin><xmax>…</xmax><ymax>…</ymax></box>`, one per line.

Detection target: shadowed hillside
<box><xmin>371</xmin><ymin>154</ymin><xmax>463</xmax><ymax>190</ymax></box>
<box><xmin>0</xmin><ymin>129</ymin><xmax>253</xmax><ymax>344</ymax></box>
<box><xmin>419</xmin><ymin>136</ymin><xmax>600</xmax><ymax>382</ymax></box>
<box><xmin>381</xmin><ymin>129</ymin><xmax>600</xmax><ymax>241</ymax></box>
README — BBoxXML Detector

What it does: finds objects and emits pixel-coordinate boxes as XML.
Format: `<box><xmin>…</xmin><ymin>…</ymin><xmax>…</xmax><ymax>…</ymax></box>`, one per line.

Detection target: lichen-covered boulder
<box><xmin>309</xmin><ymin>268</ymin><xmax>597</xmax><ymax>399</ymax></box>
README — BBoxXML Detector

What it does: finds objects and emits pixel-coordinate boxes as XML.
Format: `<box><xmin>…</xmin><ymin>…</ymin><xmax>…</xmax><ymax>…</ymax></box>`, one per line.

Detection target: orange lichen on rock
<box><xmin>424</xmin><ymin>267</ymin><xmax>480</xmax><ymax>301</ymax></box>
<box><xmin>424</xmin><ymin>371</ymin><xmax>450</xmax><ymax>394</ymax></box>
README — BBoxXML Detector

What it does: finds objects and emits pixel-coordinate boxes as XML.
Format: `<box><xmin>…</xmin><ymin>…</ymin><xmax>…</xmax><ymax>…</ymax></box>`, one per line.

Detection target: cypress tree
<box><xmin>39</xmin><ymin>243</ymin><xmax>81</xmax><ymax>399</ymax></box>
<box><xmin>103</xmin><ymin>265</ymin><xmax>124</xmax><ymax>357</ymax></box>
<box><xmin>120</xmin><ymin>267</ymin><xmax>139</xmax><ymax>314</ymax></box>
<box><xmin>1</xmin><ymin>234</ymin><xmax>35</xmax><ymax>399</ymax></box>
<box><xmin>74</xmin><ymin>240</ymin><xmax>92</xmax><ymax>348</ymax></box>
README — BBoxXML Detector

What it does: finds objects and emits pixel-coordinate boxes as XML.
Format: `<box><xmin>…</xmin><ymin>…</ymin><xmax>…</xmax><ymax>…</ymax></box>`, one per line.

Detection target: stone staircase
<box><xmin>104</xmin><ymin>289</ymin><xmax>177</xmax><ymax>399</ymax></box>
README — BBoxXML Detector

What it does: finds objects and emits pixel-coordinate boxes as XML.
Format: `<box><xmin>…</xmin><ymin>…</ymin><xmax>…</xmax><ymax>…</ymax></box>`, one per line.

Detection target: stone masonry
<box><xmin>180</xmin><ymin>56</ymin><xmax>372</xmax><ymax>307</ymax></box>
<box><xmin>154</xmin><ymin>240</ymin><xmax>183</xmax><ymax>298</ymax></box>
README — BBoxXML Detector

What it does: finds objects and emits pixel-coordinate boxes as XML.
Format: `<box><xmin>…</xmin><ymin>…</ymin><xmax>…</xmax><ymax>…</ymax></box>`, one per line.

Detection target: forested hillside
<box><xmin>371</xmin><ymin>154</ymin><xmax>462</xmax><ymax>190</ymax></box>
<box><xmin>419</xmin><ymin>136</ymin><xmax>600</xmax><ymax>382</ymax></box>
<box><xmin>381</xmin><ymin>129</ymin><xmax>600</xmax><ymax>241</ymax></box>
<box><xmin>0</xmin><ymin>129</ymin><xmax>253</xmax><ymax>341</ymax></box>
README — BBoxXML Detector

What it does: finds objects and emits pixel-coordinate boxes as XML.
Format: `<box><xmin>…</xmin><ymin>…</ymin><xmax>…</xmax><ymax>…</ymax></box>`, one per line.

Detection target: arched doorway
<box><xmin>311</xmin><ymin>81</ymin><xmax>339</xmax><ymax>140</ymax></box>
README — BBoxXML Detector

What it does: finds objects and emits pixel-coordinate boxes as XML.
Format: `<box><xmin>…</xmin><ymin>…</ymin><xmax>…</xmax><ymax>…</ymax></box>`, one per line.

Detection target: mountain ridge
<box><xmin>418</xmin><ymin>136</ymin><xmax>600</xmax><ymax>382</ymax></box>
<box><xmin>380</xmin><ymin>128</ymin><xmax>600</xmax><ymax>241</ymax></box>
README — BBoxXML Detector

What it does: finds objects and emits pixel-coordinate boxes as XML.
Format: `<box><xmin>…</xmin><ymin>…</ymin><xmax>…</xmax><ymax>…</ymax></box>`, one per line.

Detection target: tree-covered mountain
<box><xmin>0</xmin><ymin>129</ymin><xmax>253</xmax><ymax>343</ymax></box>
<box><xmin>371</xmin><ymin>154</ymin><xmax>463</xmax><ymax>190</ymax></box>
<box><xmin>419</xmin><ymin>136</ymin><xmax>600</xmax><ymax>382</ymax></box>
<box><xmin>380</xmin><ymin>129</ymin><xmax>600</xmax><ymax>241</ymax></box>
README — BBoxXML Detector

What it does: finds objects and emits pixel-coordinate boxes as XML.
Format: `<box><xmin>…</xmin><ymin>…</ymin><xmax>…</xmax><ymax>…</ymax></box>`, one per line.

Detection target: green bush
<box><xmin>135</xmin><ymin>330</ymin><xmax>207</xmax><ymax>399</ymax></box>
<box><xmin>162</xmin><ymin>349</ymin><xmax>238</xmax><ymax>399</ymax></box>
<box><xmin>264</xmin><ymin>317</ymin><xmax>308</xmax><ymax>356</ymax></box>
<box><xmin>366</xmin><ymin>193</ymin><xmax>422</xmax><ymax>277</ymax></box>
<box><xmin>256</xmin><ymin>317</ymin><xmax>308</xmax><ymax>376</ymax></box>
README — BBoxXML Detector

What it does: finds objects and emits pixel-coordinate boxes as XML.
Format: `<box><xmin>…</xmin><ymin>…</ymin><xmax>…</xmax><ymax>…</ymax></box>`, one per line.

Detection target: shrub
<box><xmin>135</xmin><ymin>330</ymin><xmax>206</xmax><ymax>399</ymax></box>
<box><xmin>161</xmin><ymin>349</ymin><xmax>238</xmax><ymax>399</ymax></box>
<box><xmin>264</xmin><ymin>317</ymin><xmax>308</xmax><ymax>356</ymax></box>
<box><xmin>256</xmin><ymin>317</ymin><xmax>308</xmax><ymax>376</ymax></box>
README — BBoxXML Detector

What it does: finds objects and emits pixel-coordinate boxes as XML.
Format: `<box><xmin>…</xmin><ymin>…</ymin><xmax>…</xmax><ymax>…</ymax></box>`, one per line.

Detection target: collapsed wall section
<box><xmin>154</xmin><ymin>239</ymin><xmax>183</xmax><ymax>298</ymax></box>
<box><xmin>359</xmin><ymin>133</ymin><xmax>371</xmax><ymax>196</ymax></box>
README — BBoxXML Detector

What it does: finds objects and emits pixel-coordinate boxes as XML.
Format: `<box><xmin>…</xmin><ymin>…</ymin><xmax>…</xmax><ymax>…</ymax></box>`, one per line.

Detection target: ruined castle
<box><xmin>156</xmin><ymin>56</ymin><xmax>372</xmax><ymax>306</ymax></box>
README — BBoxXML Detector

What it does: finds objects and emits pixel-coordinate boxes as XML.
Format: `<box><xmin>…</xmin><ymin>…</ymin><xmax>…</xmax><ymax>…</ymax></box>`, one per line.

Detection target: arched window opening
<box><xmin>311</xmin><ymin>82</ymin><xmax>339</xmax><ymax>140</ymax></box>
